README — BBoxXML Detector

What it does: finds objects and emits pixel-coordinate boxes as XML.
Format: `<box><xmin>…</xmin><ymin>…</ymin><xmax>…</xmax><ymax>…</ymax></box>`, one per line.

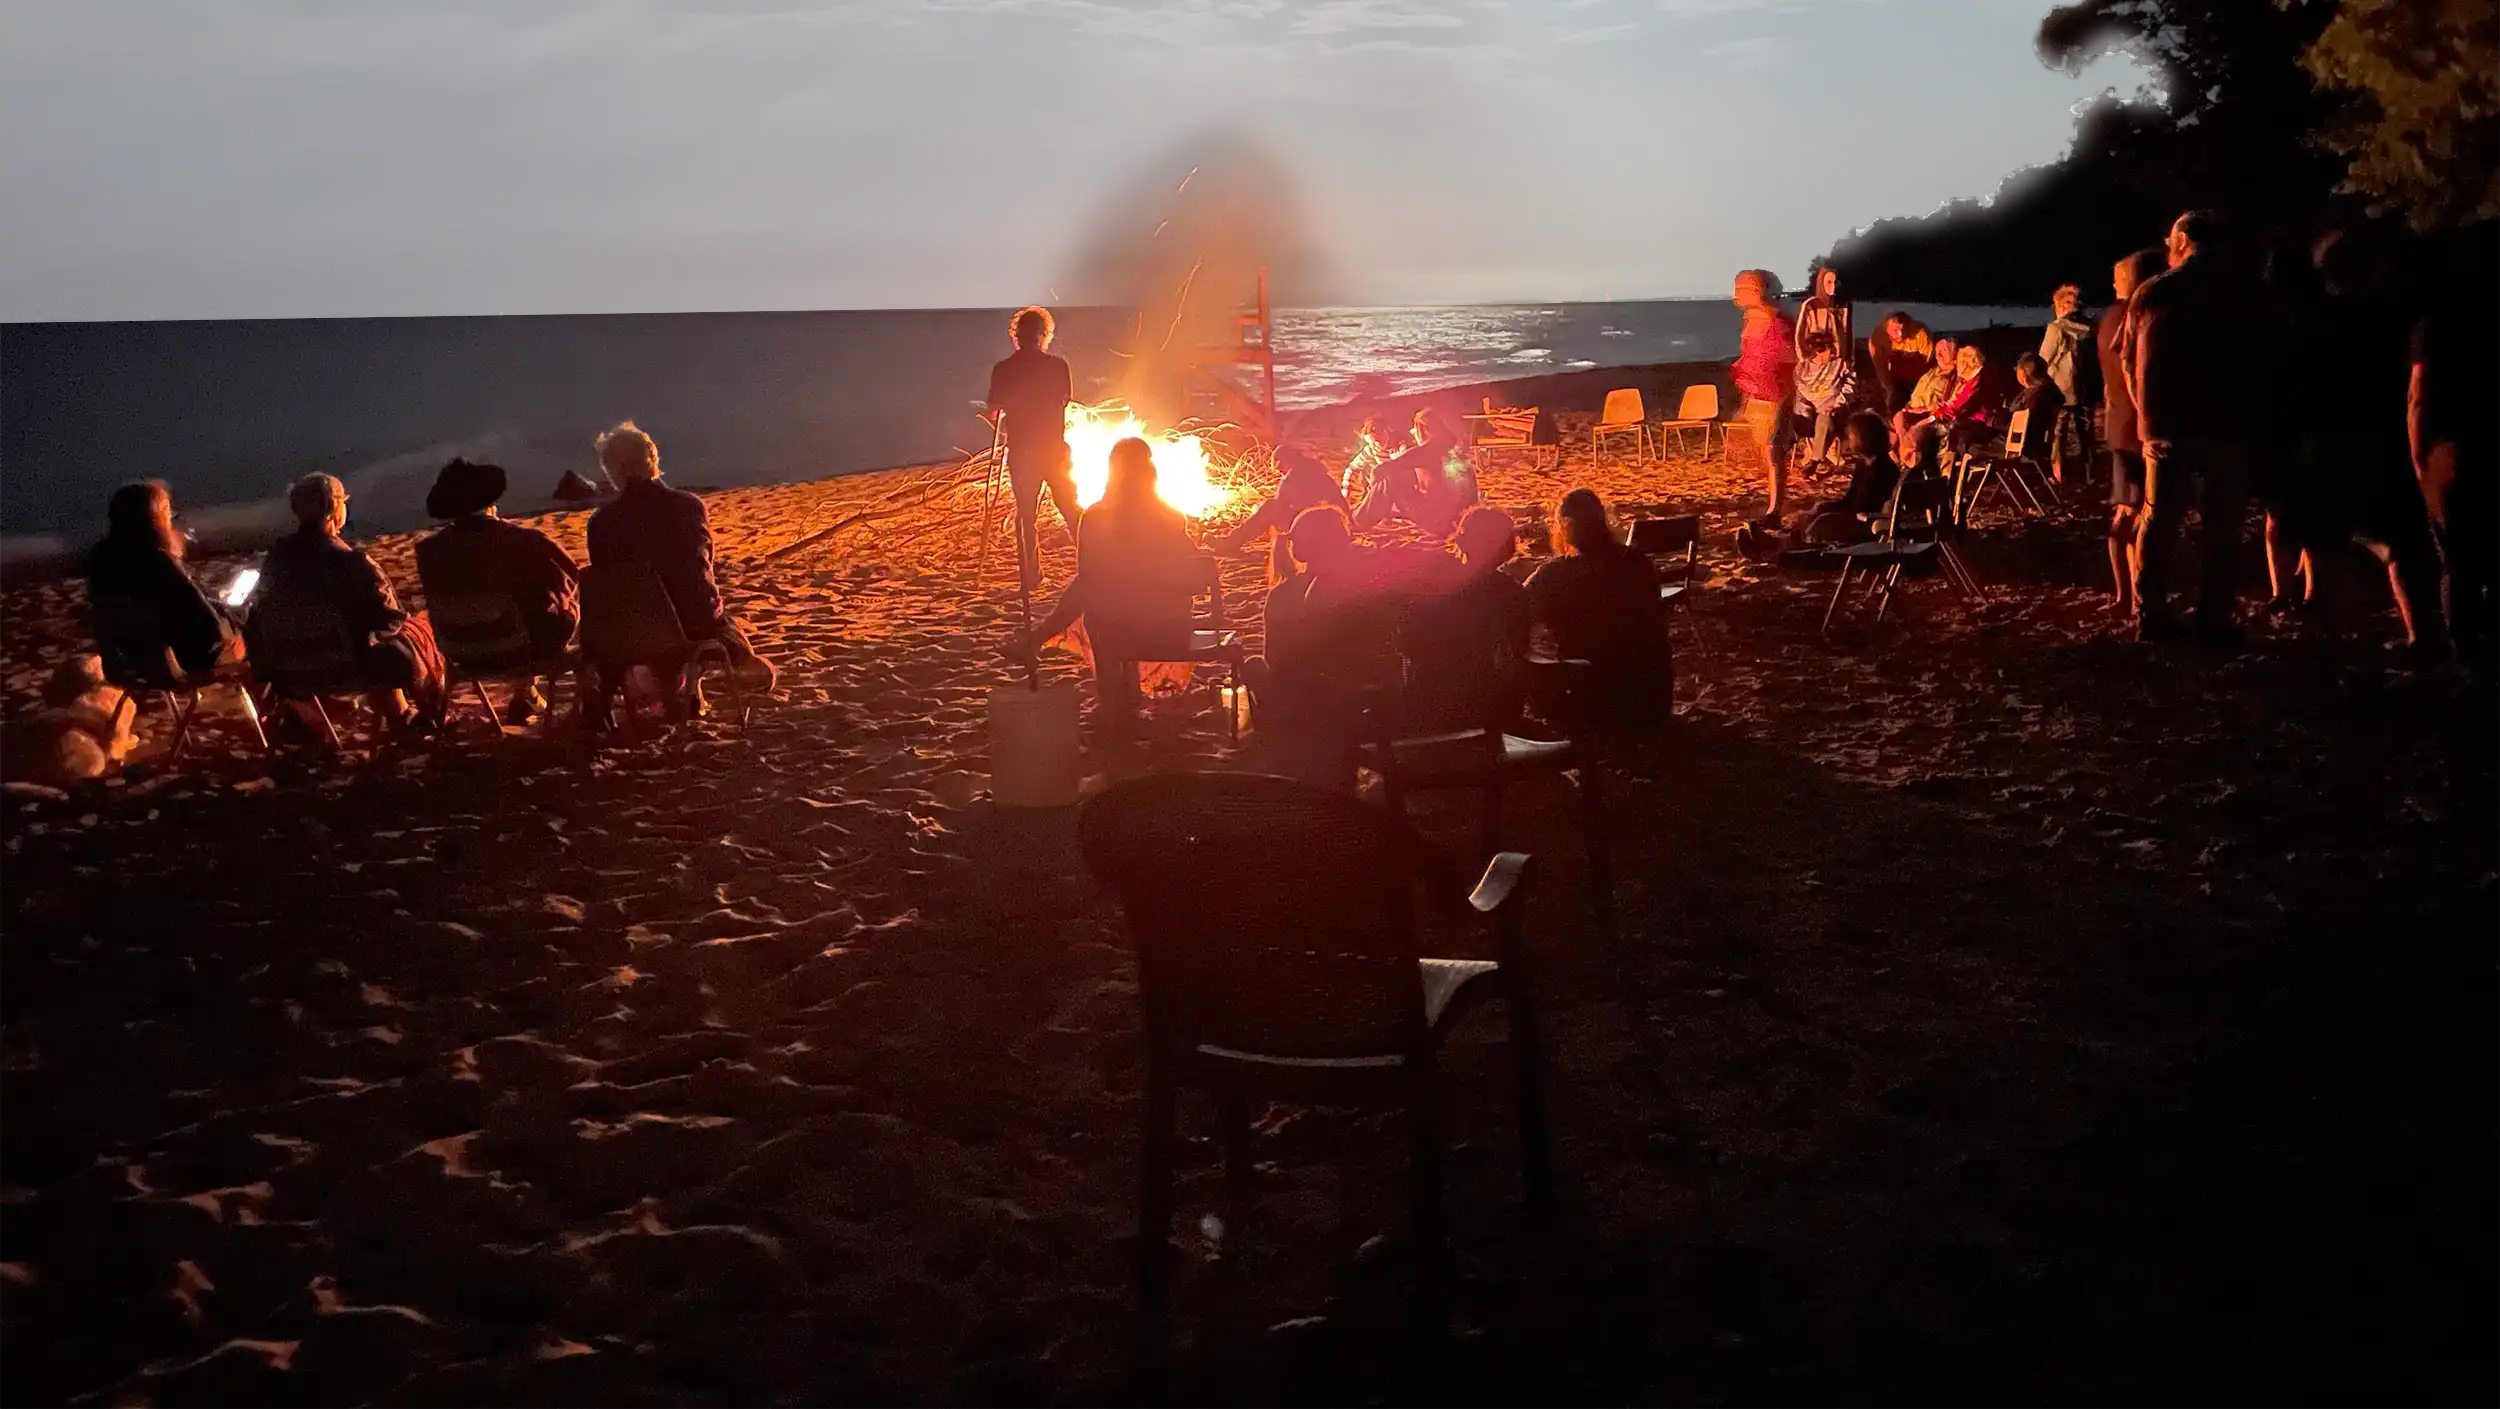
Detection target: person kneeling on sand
<box><xmin>1526</xmin><ymin>489</ymin><xmax>1672</xmax><ymax>727</ymax></box>
<box><xmin>247</xmin><ymin>473</ymin><xmax>448</xmax><ymax>735</ymax></box>
<box><xmin>584</xmin><ymin>421</ymin><xmax>776</xmax><ymax>724</ymax></box>
<box><xmin>415</xmin><ymin>457</ymin><xmax>582</xmax><ymax>724</ymax></box>
<box><xmin>1021</xmin><ymin>437</ymin><xmax>1210</xmax><ymax>732</ymax></box>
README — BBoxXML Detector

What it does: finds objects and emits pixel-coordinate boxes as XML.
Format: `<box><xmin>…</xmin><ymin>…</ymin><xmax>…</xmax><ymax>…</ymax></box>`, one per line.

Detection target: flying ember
<box><xmin>1063</xmin><ymin>402</ymin><xmax>1231</xmax><ymax>518</ymax></box>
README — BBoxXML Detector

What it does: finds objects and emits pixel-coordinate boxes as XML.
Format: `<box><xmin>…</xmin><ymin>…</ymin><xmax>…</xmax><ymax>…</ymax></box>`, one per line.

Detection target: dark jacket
<box><xmin>250</xmin><ymin>524</ymin><xmax>405</xmax><ymax>649</ymax></box>
<box><xmin>2125</xmin><ymin>254</ymin><xmax>2277</xmax><ymax>444</ymax></box>
<box><xmin>416</xmin><ymin>514</ymin><xmax>581</xmax><ymax>648</ymax></box>
<box><xmin>85</xmin><ymin>537</ymin><xmax>232</xmax><ymax>676</ymax></box>
<box><xmin>1526</xmin><ymin>545</ymin><xmax>1671</xmax><ymax>727</ymax></box>
<box><xmin>586</xmin><ymin>479</ymin><xmax>723</xmax><ymax>636</ymax></box>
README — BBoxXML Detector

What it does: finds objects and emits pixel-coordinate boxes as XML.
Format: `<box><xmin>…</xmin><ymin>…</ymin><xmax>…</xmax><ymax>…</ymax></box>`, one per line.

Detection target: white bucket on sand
<box><xmin>988</xmin><ymin>682</ymin><xmax>1081</xmax><ymax>808</ymax></box>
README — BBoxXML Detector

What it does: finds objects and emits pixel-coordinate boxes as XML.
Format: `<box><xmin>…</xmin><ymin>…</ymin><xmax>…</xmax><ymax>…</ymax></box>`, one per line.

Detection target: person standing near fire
<box><xmin>986</xmin><ymin>306</ymin><xmax>1084</xmax><ymax>595</ymax></box>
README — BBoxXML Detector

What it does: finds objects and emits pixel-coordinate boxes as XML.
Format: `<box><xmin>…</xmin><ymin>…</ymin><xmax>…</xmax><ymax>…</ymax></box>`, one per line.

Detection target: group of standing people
<box><xmin>85</xmin><ymin>421</ymin><xmax>775</xmax><ymax>742</ymax></box>
<box><xmin>1732</xmin><ymin>213</ymin><xmax>2491</xmax><ymax>665</ymax></box>
<box><xmin>2109</xmin><ymin>210</ymin><xmax>2484</xmax><ymax>660</ymax></box>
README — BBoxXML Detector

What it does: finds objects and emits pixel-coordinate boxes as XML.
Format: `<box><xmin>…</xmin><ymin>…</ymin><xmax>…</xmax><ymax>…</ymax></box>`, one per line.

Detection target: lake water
<box><xmin>1</xmin><ymin>299</ymin><xmax>2036</xmax><ymax>551</ymax></box>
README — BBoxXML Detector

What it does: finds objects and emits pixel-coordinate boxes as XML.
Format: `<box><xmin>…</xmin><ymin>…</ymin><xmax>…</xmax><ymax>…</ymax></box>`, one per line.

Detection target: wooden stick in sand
<box><xmin>975</xmin><ymin>412</ymin><xmax>1003</xmax><ymax>593</ymax></box>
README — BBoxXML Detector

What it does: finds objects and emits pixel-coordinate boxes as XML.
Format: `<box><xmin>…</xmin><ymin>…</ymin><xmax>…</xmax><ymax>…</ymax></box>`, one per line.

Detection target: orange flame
<box><xmin>1063</xmin><ymin>403</ymin><xmax>1232</xmax><ymax>518</ymax></box>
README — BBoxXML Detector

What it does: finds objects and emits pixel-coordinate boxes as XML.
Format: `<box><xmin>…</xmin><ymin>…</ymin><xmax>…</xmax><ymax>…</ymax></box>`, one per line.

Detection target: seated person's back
<box><xmin>585</xmin><ymin>425</ymin><xmax>723</xmax><ymax>638</ymax></box>
<box><xmin>1396</xmin><ymin>507</ymin><xmax>1530</xmax><ymax>732</ymax></box>
<box><xmin>1526</xmin><ymin>489</ymin><xmax>1671</xmax><ymax>727</ymax></box>
<box><xmin>85</xmin><ymin>481</ymin><xmax>234</xmax><ymax>677</ymax></box>
<box><xmin>416</xmin><ymin>458</ymin><xmax>581</xmax><ymax>658</ymax></box>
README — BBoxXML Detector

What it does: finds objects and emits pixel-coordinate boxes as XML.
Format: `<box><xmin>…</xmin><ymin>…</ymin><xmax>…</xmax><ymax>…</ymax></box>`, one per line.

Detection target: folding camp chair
<box><xmin>1097</xmin><ymin>554</ymin><xmax>1248</xmax><ymax>745</ymax></box>
<box><xmin>1079</xmin><ymin>772</ymin><xmax>1551</xmax><ymax>1361</ymax></box>
<box><xmin>579</xmin><ymin>563</ymin><xmax>752</xmax><ymax>732</ymax></box>
<box><xmin>1463</xmin><ymin>401</ymin><xmax>1558</xmax><ymax>473</ymax></box>
<box><xmin>424</xmin><ymin>589</ymin><xmax>579</xmax><ymax>736</ymax></box>
<box><xmin>1655</xmin><ymin>384</ymin><xmax>1722</xmax><ymax>457</ymax></box>
<box><xmin>1822</xmin><ymin>465</ymin><xmax>1981</xmax><ymax>635</ymax></box>
<box><xmin>1958</xmin><ymin>408</ymin><xmax>2058</xmax><ymax>521</ymax></box>
<box><xmin>1590</xmin><ymin>388</ymin><xmax>1650</xmax><ymax>460</ymax></box>
<box><xmin>88</xmin><ymin>592</ymin><xmax>267</xmax><ymax>761</ymax></box>
<box><xmin>247</xmin><ymin>597</ymin><xmax>370</xmax><ymax>749</ymax></box>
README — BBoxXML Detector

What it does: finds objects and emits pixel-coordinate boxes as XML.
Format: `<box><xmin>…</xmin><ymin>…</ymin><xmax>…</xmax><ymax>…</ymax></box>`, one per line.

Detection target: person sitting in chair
<box><xmin>1242</xmin><ymin>505</ymin><xmax>1439</xmax><ymax>782</ymax></box>
<box><xmin>2009</xmin><ymin>351</ymin><xmax>2066</xmax><ymax>429</ymax></box>
<box><xmin>1396</xmin><ymin>505</ymin><xmax>1531</xmax><ymax>733</ymax></box>
<box><xmin>1023</xmin><ymin>437</ymin><xmax>1210</xmax><ymax>732</ymax></box>
<box><xmin>1930</xmin><ymin>343</ymin><xmax>2014</xmax><ymax>452</ymax></box>
<box><xmin>415</xmin><ymin>457</ymin><xmax>581</xmax><ymax>723</ymax></box>
<box><xmin>1525</xmin><ymin>489</ymin><xmax>1671</xmax><ymax>727</ymax></box>
<box><xmin>1890</xmin><ymin>337</ymin><xmax>1961</xmax><ymax>449</ymax></box>
<box><xmin>1743</xmin><ymin>413</ymin><xmax>1906</xmax><ymax>561</ymax></box>
<box><xmin>247</xmin><ymin>473</ymin><xmax>446</xmax><ymax>734</ymax></box>
<box><xmin>584</xmin><ymin>421</ymin><xmax>775</xmax><ymax>722</ymax></box>
<box><xmin>1793</xmin><ymin>330</ymin><xmax>1858</xmax><ymax>470</ymax></box>
<box><xmin>84</xmin><ymin>480</ymin><xmax>241</xmax><ymax>678</ymax></box>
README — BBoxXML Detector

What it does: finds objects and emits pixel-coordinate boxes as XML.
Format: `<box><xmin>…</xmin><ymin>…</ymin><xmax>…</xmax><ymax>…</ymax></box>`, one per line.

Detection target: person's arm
<box><xmin>535</xmin><ymin>528</ymin><xmax>583</xmax><ymax>582</ymax></box>
<box><xmin>349</xmin><ymin>551</ymin><xmax>406</xmax><ymax>637</ymax></box>
<box><xmin>2409</xmin><ymin>320</ymin><xmax>2455</xmax><ymax>523</ymax></box>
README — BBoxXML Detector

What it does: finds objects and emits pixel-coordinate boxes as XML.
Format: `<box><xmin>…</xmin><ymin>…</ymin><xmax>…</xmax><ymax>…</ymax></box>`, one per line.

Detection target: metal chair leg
<box><xmin>168</xmin><ymin>691</ymin><xmax>199</xmax><ymax>762</ymax></box>
<box><xmin>233</xmin><ymin>683</ymin><xmax>269</xmax><ymax>750</ymax></box>
<box><xmin>1822</xmin><ymin>558</ymin><xmax>1857</xmax><ymax>634</ymax></box>
<box><xmin>309</xmin><ymin>698</ymin><xmax>341</xmax><ymax>751</ymax></box>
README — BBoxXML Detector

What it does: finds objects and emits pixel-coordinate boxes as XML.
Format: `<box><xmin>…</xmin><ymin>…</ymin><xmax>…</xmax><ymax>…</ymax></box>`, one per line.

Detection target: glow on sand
<box><xmin>1064</xmin><ymin>403</ymin><xmax>1233</xmax><ymax>518</ymax></box>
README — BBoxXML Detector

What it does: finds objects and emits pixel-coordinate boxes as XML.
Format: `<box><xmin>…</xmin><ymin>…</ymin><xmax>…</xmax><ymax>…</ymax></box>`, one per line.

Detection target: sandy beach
<box><xmin>2</xmin><ymin>408</ymin><xmax>2492</xmax><ymax>1404</ymax></box>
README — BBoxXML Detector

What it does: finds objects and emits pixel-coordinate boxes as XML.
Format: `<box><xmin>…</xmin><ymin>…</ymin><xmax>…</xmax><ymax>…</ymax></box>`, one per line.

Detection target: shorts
<box><xmin>2110</xmin><ymin>448</ymin><xmax>2145</xmax><ymax>509</ymax></box>
<box><xmin>1010</xmin><ymin>439</ymin><xmax>1073</xmax><ymax>490</ymax></box>
<box><xmin>1741</xmin><ymin>397</ymin><xmax>1783</xmax><ymax>450</ymax></box>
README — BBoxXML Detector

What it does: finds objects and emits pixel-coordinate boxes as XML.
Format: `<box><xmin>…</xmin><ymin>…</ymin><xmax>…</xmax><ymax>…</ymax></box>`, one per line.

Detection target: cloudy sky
<box><xmin>0</xmin><ymin>0</ymin><xmax>2139</xmax><ymax>320</ymax></box>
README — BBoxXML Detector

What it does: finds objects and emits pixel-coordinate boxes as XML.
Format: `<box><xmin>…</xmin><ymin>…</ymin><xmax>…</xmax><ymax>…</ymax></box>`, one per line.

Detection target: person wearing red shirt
<box><xmin>1732</xmin><ymin>269</ymin><xmax>1799</xmax><ymax>522</ymax></box>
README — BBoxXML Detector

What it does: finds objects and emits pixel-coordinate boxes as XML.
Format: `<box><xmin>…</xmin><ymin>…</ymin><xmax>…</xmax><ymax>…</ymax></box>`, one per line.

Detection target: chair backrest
<box><xmin>1470</xmin><ymin>410</ymin><xmax>1537</xmax><ymax>447</ymax></box>
<box><xmin>428</xmin><ymin>590</ymin><xmax>538</xmax><ymax>668</ymax></box>
<box><xmin>580</xmin><ymin>562</ymin><xmax>693</xmax><ymax>667</ymax></box>
<box><xmin>249</xmin><ymin>595</ymin><xmax>361</xmax><ymax>691</ymax></box>
<box><xmin>1599</xmin><ymin>388</ymin><xmax>1645</xmax><ymax>427</ymax></box>
<box><xmin>1625</xmin><ymin>515</ymin><xmax>1699</xmax><ymax>557</ymax></box>
<box><xmin>1080</xmin><ymin>773</ymin><xmax>1435</xmax><ymax>1064</ymax></box>
<box><xmin>88</xmin><ymin>592</ymin><xmax>183</xmax><ymax>690</ymax></box>
<box><xmin>1675</xmin><ymin>383</ymin><xmax>1719</xmax><ymax>422</ymax></box>
<box><xmin>2003</xmin><ymin>407</ymin><xmax>2031</xmax><ymax>458</ymax></box>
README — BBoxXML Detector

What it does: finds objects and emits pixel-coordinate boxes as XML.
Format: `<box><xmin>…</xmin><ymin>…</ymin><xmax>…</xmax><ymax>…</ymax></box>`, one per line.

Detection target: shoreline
<box><xmin>0</xmin><ymin>312</ymin><xmax>2043</xmax><ymax>587</ymax></box>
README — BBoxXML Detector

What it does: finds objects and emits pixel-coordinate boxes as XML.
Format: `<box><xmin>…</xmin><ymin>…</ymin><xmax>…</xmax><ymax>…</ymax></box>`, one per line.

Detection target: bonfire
<box><xmin>1061</xmin><ymin>401</ymin><xmax>1241</xmax><ymax>519</ymax></box>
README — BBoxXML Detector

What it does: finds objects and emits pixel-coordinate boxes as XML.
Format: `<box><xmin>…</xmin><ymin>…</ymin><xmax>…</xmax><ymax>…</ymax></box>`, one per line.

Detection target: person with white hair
<box><xmin>245</xmin><ymin>471</ymin><xmax>446</xmax><ymax>733</ymax></box>
<box><xmin>582</xmin><ymin>421</ymin><xmax>774</xmax><ymax>722</ymax></box>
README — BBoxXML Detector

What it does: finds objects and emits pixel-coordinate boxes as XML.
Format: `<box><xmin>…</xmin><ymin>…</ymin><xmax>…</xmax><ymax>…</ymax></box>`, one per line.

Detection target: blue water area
<box><xmin>2</xmin><ymin>299</ymin><xmax>2037</xmax><ymax>545</ymax></box>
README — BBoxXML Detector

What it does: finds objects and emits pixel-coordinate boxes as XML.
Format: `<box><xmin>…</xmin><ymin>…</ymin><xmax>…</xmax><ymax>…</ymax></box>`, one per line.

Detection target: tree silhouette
<box><xmin>1826</xmin><ymin>0</ymin><xmax>2332</xmax><ymax>300</ymax></box>
<box><xmin>2297</xmin><ymin>0</ymin><xmax>2500</xmax><ymax>229</ymax></box>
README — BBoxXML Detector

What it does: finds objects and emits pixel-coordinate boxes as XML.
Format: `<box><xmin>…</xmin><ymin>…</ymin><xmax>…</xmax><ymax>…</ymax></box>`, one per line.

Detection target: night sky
<box><xmin>1</xmin><ymin>0</ymin><xmax>2144</xmax><ymax>319</ymax></box>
